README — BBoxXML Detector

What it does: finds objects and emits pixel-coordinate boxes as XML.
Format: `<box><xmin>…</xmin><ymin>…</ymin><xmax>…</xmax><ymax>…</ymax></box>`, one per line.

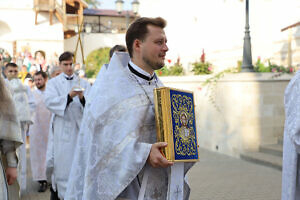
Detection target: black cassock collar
<box><xmin>128</xmin><ymin>63</ymin><xmax>154</xmax><ymax>82</ymax></box>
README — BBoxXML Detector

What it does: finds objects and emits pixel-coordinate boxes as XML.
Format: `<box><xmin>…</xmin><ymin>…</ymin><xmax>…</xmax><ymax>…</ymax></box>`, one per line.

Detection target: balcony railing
<box><xmin>34</xmin><ymin>0</ymin><xmax>87</xmax><ymax>38</ymax></box>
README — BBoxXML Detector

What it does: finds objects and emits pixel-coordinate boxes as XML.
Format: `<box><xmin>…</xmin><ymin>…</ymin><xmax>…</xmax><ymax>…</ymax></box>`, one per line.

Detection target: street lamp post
<box><xmin>115</xmin><ymin>0</ymin><xmax>140</xmax><ymax>29</ymax></box>
<box><xmin>241</xmin><ymin>0</ymin><xmax>254</xmax><ymax>72</ymax></box>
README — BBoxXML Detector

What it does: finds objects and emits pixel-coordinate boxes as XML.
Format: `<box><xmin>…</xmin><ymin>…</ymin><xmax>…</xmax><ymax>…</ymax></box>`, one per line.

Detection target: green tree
<box><xmin>85</xmin><ymin>47</ymin><xmax>110</xmax><ymax>78</ymax></box>
<box><xmin>85</xmin><ymin>0</ymin><xmax>101</xmax><ymax>8</ymax></box>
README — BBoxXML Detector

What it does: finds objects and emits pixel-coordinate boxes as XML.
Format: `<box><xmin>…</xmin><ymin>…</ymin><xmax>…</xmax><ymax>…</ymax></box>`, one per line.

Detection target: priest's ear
<box><xmin>132</xmin><ymin>39</ymin><xmax>142</xmax><ymax>56</ymax></box>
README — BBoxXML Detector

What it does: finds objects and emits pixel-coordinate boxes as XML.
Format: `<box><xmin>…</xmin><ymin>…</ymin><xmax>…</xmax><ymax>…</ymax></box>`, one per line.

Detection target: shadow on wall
<box><xmin>0</xmin><ymin>21</ymin><xmax>11</xmax><ymax>37</ymax></box>
<box><xmin>199</xmin><ymin>74</ymin><xmax>288</xmax><ymax>156</ymax></box>
<box><xmin>35</xmin><ymin>11</ymin><xmax>60</xmax><ymax>25</ymax></box>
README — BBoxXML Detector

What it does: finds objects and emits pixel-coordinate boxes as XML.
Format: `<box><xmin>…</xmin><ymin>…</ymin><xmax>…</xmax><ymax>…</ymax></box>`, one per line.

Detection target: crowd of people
<box><xmin>0</xmin><ymin>50</ymin><xmax>86</xmax><ymax>90</ymax></box>
<box><xmin>1</xmin><ymin>16</ymin><xmax>299</xmax><ymax>200</ymax></box>
<box><xmin>0</xmin><ymin>16</ymin><xmax>186</xmax><ymax>200</ymax></box>
<box><xmin>0</xmin><ymin>50</ymin><xmax>92</xmax><ymax>199</ymax></box>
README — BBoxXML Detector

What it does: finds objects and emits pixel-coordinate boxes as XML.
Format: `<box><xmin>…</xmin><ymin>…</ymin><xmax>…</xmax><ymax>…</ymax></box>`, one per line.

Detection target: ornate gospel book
<box><xmin>154</xmin><ymin>87</ymin><xmax>199</xmax><ymax>162</ymax></box>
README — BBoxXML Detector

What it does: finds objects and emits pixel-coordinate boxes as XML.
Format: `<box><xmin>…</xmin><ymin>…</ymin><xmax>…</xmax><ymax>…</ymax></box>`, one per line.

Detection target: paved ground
<box><xmin>21</xmin><ymin>147</ymin><xmax>282</xmax><ymax>200</ymax></box>
<box><xmin>21</xmin><ymin>147</ymin><xmax>50</xmax><ymax>200</ymax></box>
<box><xmin>188</xmin><ymin>148</ymin><xmax>282</xmax><ymax>200</ymax></box>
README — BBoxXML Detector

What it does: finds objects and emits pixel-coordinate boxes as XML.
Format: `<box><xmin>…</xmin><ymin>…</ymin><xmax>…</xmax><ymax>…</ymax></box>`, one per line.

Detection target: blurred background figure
<box><xmin>29</xmin><ymin>65</ymin><xmax>38</xmax><ymax>78</ymax></box>
<box><xmin>30</xmin><ymin>71</ymin><xmax>51</xmax><ymax>193</ymax></box>
<box><xmin>0</xmin><ymin>69</ymin><xmax>23</xmax><ymax>200</ymax></box>
<box><xmin>33</xmin><ymin>50</ymin><xmax>49</xmax><ymax>73</ymax></box>
<box><xmin>109</xmin><ymin>45</ymin><xmax>127</xmax><ymax>60</ymax></box>
<box><xmin>4</xmin><ymin>62</ymin><xmax>35</xmax><ymax>194</ymax></box>
<box><xmin>44</xmin><ymin>51</ymin><xmax>91</xmax><ymax>200</ymax></box>
<box><xmin>24</xmin><ymin>77</ymin><xmax>35</xmax><ymax>90</ymax></box>
<box><xmin>49</xmin><ymin>66</ymin><xmax>62</xmax><ymax>78</ymax></box>
<box><xmin>78</xmin><ymin>69</ymin><xmax>86</xmax><ymax>79</ymax></box>
<box><xmin>19</xmin><ymin>65</ymin><xmax>32</xmax><ymax>83</ymax></box>
<box><xmin>73</xmin><ymin>63</ymin><xmax>81</xmax><ymax>76</ymax></box>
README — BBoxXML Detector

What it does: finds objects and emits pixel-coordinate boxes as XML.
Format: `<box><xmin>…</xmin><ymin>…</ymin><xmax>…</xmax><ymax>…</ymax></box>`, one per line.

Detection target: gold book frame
<box><xmin>154</xmin><ymin>87</ymin><xmax>199</xmax><ymax>162</ymax></box>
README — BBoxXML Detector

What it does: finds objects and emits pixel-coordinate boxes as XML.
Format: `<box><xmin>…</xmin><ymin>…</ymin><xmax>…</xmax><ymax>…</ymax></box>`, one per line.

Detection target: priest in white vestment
<box><xmin>282</xmin><ymin>70</ymin><xmax>300</xmax><ymax>200</ymax></box>
<box><xmin>4</xmin><ymin>62</ymin><xmax>35</xmax><ymax>193</ymax></box>
<box><xmin>44</xmin><ymin>52</ymin><xmax>91</xmax><ymax>199</ymax></box>
<box><xmin>65</xmin><ymin>17</ymin><xmax>193</xmax><ymax>200</ymax></box>
<box><xmin>0</xmin><ymin>72</ymin><xmax>23</xmax><ymax>200</ymax></box>
<box><xmin>87</xmin><ymin>44</ymin><xmax>126</xmax><ymax>107</ymax></box>
<box><xmin>29</xmin><ymin>71</ymin><xmax>51</xmax><ymax>192</ymax></box>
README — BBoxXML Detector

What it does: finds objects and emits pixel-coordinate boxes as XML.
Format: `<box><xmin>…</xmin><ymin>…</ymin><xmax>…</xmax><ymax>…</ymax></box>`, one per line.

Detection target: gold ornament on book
<box><xmin>154</xmin><ymin>87</ymin><xmax>199</xmax><ymax>162</ymax></box>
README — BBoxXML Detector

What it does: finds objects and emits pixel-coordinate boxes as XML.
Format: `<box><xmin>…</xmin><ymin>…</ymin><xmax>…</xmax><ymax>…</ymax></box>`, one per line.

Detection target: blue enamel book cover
<box><xmin>154</xmin><ymin>87</ymin><xmax>199</xmax><ymax>162</ymax></box>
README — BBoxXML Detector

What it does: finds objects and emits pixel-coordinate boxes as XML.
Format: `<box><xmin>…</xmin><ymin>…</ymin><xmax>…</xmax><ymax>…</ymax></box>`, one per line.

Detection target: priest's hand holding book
<box><xmin>147</xmin><ymin>142</ymin><xmax>174</xmax><ymax>168</ymax></box>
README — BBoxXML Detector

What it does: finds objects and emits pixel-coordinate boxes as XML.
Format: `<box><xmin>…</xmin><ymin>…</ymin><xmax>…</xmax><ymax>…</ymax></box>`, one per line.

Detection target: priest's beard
<box><xmin>37</xmin><ymin>84</ymin><xmax>45</xmax><ymax>90</ymax></box>
<box><xmin>143</xmin><ymin>56</ymin><xmax>164</xmax><ymax>71</ymax></box>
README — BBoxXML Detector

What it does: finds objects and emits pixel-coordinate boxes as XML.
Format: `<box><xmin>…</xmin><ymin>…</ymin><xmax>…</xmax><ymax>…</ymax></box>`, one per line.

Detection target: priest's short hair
<box><xmin>59</xmin><ymin>51</ymin><xmax>74</xmax><ymax>63</ymax></box>
<box><xmin>126</xmin><ymin>17</ymin><xmax>167</xmax><ymax>58</ymax></box>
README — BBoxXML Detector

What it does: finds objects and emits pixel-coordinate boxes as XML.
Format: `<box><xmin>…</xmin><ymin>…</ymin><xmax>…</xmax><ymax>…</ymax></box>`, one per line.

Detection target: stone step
<box><xmin>240</xmin><ymin>151</ymin><xmax>282</xmax><ymax>171</ymax></box>
<box><xmin>278</xmin><ymin>138</ymin><xmax>283</xmax><ymax>145</ymax></box>
<box><xmin>259</xmin><ymin>144</ymin><xmax>283</xmax><ymax>157</ymax></box>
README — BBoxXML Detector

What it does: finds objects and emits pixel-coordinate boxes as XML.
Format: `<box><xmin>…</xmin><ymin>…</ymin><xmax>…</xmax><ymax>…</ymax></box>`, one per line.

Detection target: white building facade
<box><xmin>0</xmin><ymin>0</ymin><xmax>64</xmax><ymax>64</ymax></box>
<box><xmin>138</xmin><ymin>0</ymin><xmax>300</xmax><ymax>72</ymax></box>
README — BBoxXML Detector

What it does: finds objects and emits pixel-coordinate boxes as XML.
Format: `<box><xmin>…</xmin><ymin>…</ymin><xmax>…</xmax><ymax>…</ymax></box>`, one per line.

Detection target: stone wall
<box><xmin>160</xmin><ymin>73</ymin><xmax>293</xmax><ymax>157</ymax></box>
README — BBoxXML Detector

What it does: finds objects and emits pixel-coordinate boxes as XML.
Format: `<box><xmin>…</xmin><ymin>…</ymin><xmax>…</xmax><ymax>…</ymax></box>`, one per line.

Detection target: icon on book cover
<box><xmin>154</xmin><ymin>87</ymin><xmax>199</xmax><ymax>162</ymax></box>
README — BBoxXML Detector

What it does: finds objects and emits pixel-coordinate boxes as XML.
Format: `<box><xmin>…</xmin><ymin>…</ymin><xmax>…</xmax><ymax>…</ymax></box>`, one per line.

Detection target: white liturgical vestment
<box><xmin>86</xmin><ymin>63</ymin><xmax>108</xmax><ymax>108</ymax></box>
<box><xmin>0</xmin><ymin>74</ymin><xmax>23</xmax><ymax>200</ymax></box>
<box><xmin>5</xmin><ymin>78</ymin><xmax>35</xmax><ymax>192</ymax></box>
<box><xmin>65</xmin><ymin>52</ymin><xmax>193</xmax><ymax>200</ymax></box>
<box><xmin>30</xmin><ymin>89</ymin><xmax>51</xmax><ymax>181</ymax></box>
<box><xmin>282</xmin><ymin>70</ymin><xmax>300</xmax><ymax>200</ymax></box>
<box><xmin>44</xmin><ymin>73</ymin><xmax>91</xmax><ymax>199</ymax></box>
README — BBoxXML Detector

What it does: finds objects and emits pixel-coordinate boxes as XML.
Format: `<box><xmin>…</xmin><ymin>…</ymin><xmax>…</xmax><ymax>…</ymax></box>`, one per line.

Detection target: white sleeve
<box><xmin>44</xmin><ymin>79</ymin><xmax>69</xmax><ymax>117</ymax></box>
<box><xmin>45</xmin><ymin>115</ymin><xmax>54</xmax><ymax>181</ymax></box>
<box><xmin>285</xmin><ymin>80</ymin><xmax>300</xmax><ymax>153</ymax></box>
<box><xmin>1</xmin><ymin>140</ymin><xmax>18</xmax><ymax>168</ymax></box>
<box><xmin>26</xmin><ymin>86</ymin><xmax>36</xmax><ymax>113</ymax></box>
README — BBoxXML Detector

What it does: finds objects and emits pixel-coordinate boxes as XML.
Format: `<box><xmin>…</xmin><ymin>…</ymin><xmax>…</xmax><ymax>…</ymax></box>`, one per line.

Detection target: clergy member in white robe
<box><xmin>65</xmin><ymin>17</ymin><xmax>193</xmax><ymax>200</ymax></box>
<box><xmin>30</xmin><ymin>71</ymin><xmax>51</xmax><ymax>192</ymax></box>
<box><xmin>87</xmin><ymin>44</ymin><xmax>126</xmax><ymax>108</ymax></box>
<box><xmin>4</xmin><ymin>62</ymin><xmax>35</xmax><ymax>193</ymax></box>
<box><xmin>44</xmin><ymin>52</ymin><xmax>91</xmax><ymax>199</ymax></box>
<box><xmin>282</xmin><ymin>70</ymin><xmax>300</xmax><ymax>200</ymax></box>
<box><xmin>45</xmin><ymin>65</ymin><xmax>62</xmax><ymax>195</ymax></box>
<box><xmin>0</xmin><ymin>72</ymin><xmax>23</xmax><ymax>200</ymax></box>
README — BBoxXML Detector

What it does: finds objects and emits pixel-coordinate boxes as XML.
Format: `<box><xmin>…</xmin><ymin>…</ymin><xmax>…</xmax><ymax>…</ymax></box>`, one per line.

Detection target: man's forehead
<box><xmin>147</xmin><ymin>25</ymin><xmax>166</xmax><ymax>36</ymax></box>
<box><xmin>147</xmin><ymin>25</ymin><xmax>165</xmax><ymax>34</ymax></box>
<box><xmin>6</xmin><ymin>66</ymin><xmax>17</xmax><ymax>69</ymax></box>
<box><xmin>61</xmin><ymin>59</ymin><xmax>73</xmax><ymax>63</ymax></box>
<box><xmin>34</xmin><ymin>74</ymin><xmax>43</xmax><ymax>79</ymax></box>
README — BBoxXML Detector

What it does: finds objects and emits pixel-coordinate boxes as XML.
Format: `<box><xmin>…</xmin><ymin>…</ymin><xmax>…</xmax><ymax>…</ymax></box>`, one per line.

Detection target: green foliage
<box><xmin>192</xmin><ymin>61</ymin><xmax>213</xmax><ymax>75</ymax></box>
<box><xmin>236</xmin><ymin>60</ymin><xmax>242</xmax><ymax>72</ymax></box>
<box><xmin>201</xmin><ymin>67</ymin><xmax>241</xmax><ymax>113</ymax></box>
<box><xmin>254</xmin><ymin>58</ymin><xmax>295</xmax><ymax>73</ymax></box>
<box><xmin>85</xmin><ymin>0</ymin><xmax>101</xmax><ymax>8</ymax></box>
<box><xmin>156</xmin><ymin>66</ymin><xmax>170</xmax><ymax>76</ymax></box>
<box><xmin>169</xmin><ymin>63</ymin><xmax>184</xmax><ymax>75</ymax></box>
<box><xmin>85</xmin><ymin>47</ymin><xmax>110</xmax><ymax>78</ymax></box>
<box><xmin>202</xmin><ymin>68</ymin><xmax>237</xmax><ymax>86</ymax></box>
<box><xmin>254</xmin><ymin>58</ymin><xmax>270</xmax><ymax>72</ymax></box>
<box><xmin>157</xmin><ymin>63</ymin><xmax>184</xmax><ymax>76</ymax></box>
